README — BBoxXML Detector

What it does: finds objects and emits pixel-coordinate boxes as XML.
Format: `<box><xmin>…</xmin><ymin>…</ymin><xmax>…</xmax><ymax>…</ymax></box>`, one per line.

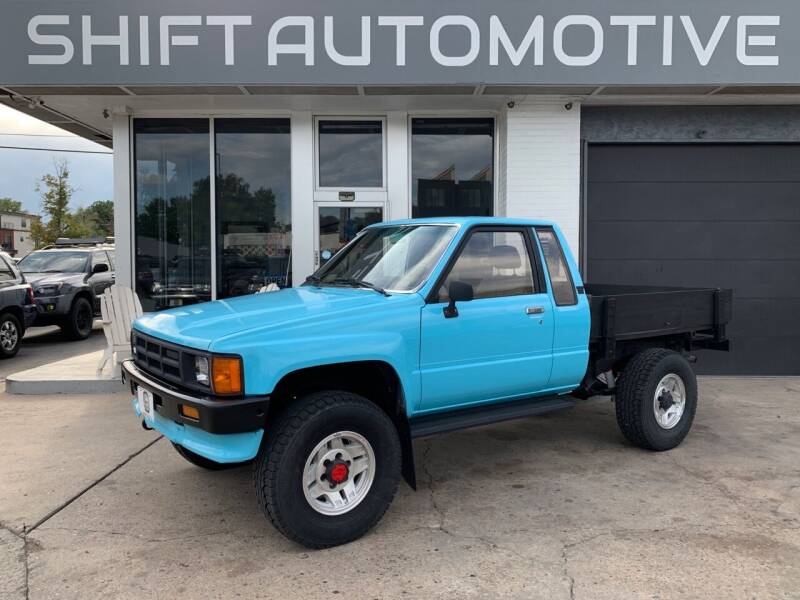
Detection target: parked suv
<box><xmin>18</xmin><ymin>239</ymin><xmax>115</xmax><ymax>340</ymax></box>
<box><xmin>0</xmin><ymin>250</ymin><xmax>36</xmax><ymax>358</ymax></box>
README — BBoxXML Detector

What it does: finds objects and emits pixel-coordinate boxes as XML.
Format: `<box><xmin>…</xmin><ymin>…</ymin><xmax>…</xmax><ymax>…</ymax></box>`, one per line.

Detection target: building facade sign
<box><xmin>1</xmin><ymin>0</ymin><xmax>796</xmax><ymax>86</ymax></box>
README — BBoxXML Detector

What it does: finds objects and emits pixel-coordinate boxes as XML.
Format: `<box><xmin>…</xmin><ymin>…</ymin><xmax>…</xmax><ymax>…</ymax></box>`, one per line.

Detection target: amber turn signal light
<box><xmin>212</xmin><ymin>356</ymin><xmax>243</xmax><ymax>395</ymax></box>
<box><xmin>180</xmin><ymin>405</ymin><xmax>200</xmax><ymax>420</ymax></box>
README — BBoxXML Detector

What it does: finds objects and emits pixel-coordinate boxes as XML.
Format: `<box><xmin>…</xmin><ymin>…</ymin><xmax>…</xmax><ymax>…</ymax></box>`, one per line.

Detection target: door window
<box><xmin>535</xmin><ymin>228</ymin><xmax>577</xmax><ymax>306</ymax></box>
<box><xmin>437</xmin><ymin>230</ymin><xmax>535</xmax><ymax>302</ymax></box>
<box><xmin>91</xmin><ymin>252</ymin><xmax>110</xmax><ymax>272</ymax></box>
<box><xmin>317</xmin><ymin>120</ymin><xmax>384</xmax><ymax>188</ymax></box>
<box><xmin>318</xmin><ymin>206</ymin><xmax>383</xmax><ymax>267</ymax></box>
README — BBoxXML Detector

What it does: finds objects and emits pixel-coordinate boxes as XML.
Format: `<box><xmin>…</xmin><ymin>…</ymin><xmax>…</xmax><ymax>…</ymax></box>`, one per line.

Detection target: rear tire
<box><xmin>172</xmin><ymin>442</ymin><xmax>248</xmax><ymax>470</ymax></box>
<box><xmin>0</xmin><ymin>312</ymin><xmax>22</xmax><ymax>358</ymax></box>
<box><xmin>615</xmin><ymin>348</ymin><xmax>697</xmax><ymax>451</ymax></box>
<box><xmin>61</xmin><ymin>296</ymin><xmax>94</xmax><ymax>340</ymax></box>
<box><xmin>254</xmin><ymin>391</ymin><xmax>401</xmax><ymax>549</ymax></box>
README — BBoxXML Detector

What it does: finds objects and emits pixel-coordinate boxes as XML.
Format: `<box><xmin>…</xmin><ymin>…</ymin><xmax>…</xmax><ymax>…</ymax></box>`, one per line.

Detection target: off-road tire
<box><xmin>172</xmin><ymin>442</ymin><xmax>248</xmax><ymax>470</ymax></box>
<box><xmin>254</xmin><ymin>391</ymin><xmax>402</xmax><ymax>549</ymax></box>
<box><xmin>615</xmin><ymin>348</ymin><xmax>698</xmax><ymax>451</ymax></box>
<box><xmin>61</xmin><ymin>296</ymin><xmax>94</xmax><ymax>340</ymax></box>
<box><xmin>0</xmin><ymin>312</ymin><xmax>22</xmax><ymax>358</ymax></box>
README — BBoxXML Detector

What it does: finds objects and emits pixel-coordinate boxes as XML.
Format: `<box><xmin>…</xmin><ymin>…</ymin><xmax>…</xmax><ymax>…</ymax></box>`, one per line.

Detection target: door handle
<box><xmin>525</xmin><ymin>306</ymin><xmax>545</xmax><ymax>315</ymax></box>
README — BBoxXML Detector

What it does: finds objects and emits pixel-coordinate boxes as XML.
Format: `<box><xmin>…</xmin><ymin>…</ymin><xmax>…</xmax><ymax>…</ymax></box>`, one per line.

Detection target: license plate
<box><xmin>137</xmin><ymin>386</ymin><xmax>154</xmax><ymax>421</ymax></box>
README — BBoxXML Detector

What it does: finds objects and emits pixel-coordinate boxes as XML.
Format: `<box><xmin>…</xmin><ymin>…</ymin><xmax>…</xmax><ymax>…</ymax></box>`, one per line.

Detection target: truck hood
<box><xmin>23</xmin><ymin>272</ymin><xmax>86</xmax><ymax>287</ymax></box>
<box><xmin>132</xmin><ymin>286</ymin><xmax>417</xmax><ymax>350</ymax></box>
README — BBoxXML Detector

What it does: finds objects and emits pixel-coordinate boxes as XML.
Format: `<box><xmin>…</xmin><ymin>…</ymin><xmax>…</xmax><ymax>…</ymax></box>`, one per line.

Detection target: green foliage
<box><xmin>72</xmin><ymin>200</ymin><xmax>114</xmax><ymax>238</ymax></box>
<box><xmin>0</xmin><ymin>197</ymin><xmax>23</xmax><ymax>213</ymax></box>
<box><xmin>31</xmin><ymin>160</ymin><xmax>114</xmax><ymax>248</ymax></box>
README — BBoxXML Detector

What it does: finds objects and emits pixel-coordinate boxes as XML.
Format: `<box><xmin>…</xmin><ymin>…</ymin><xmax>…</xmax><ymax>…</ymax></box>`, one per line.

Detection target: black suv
<box><xmin>17</xmin><ymin>239</ymin><xmax>115</xmax><ymax>340</ymax></box>
<box><xmin>0</xmin><ymin>250</ymin><xmax>36</xmax><ymax>358</ymax></box>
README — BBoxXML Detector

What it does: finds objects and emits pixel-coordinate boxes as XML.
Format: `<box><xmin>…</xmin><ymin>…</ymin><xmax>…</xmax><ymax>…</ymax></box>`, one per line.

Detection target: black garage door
<box><xmin>586</xmin><ymin>143</ymin><xmax>800</xmax><ymax>375</ymax></box>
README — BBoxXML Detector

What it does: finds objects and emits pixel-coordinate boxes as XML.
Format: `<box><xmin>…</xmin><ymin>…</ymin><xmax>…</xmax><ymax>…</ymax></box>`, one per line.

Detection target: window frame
<box><xmin>0</xmin><ymin>255</ymin><xmax>16</xmax><ymax>282</ymax></box>
<box><xmin>533</xmin><ymin>226</ymin><xmax>578</xmax><ymax>307</ymax></box>
<box><xmin>425</xmin><ymin>225</ymin><xmax>543</xmax><ymax>304</ymax></box>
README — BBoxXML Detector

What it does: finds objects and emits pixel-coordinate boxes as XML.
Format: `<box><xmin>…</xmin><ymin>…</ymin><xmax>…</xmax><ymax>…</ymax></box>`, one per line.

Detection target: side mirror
<box><xmin>443</xmin><ymin>280</ymin><xmax>473</xmax><ymax>319</ymax></box>
<box><xmin>92</xmin><ymin>263</ymin><xmax>110</xmax><ymax>274</ymax></box>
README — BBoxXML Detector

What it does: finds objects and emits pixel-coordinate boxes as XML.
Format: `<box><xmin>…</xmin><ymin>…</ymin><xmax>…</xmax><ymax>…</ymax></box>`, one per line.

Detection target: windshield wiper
<box><xmin>304</xmin><ymin>274</ymin><xmax>322</xmax><ymax>286</ymax></box>
<box><xmin>332</xmin><ymin>277</ymin><xmax>391</xmax><ymax>297</ymax></box>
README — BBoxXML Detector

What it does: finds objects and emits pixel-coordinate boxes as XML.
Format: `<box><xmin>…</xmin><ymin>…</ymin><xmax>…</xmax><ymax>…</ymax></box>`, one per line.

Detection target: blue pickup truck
<box><xmin>122</xmin><ymin>217</ymin><xmax>731</xmax><ymax>548</ymax></box>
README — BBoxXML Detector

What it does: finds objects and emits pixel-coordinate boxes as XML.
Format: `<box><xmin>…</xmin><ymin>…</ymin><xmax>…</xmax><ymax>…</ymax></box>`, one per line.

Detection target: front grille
<box><xmin>132</xmin><ymin>331</ymin><xmax>201</xmax><ymax>390</ymax></box>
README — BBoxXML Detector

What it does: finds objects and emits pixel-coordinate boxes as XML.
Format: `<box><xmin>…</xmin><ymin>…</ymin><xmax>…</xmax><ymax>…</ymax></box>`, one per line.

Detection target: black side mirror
<box><xmin>92</xmin><ymin>263</ymin><xmax>109</xmax><ymax>274</ymax></box>
<box><xmin>443</xmin><ymin>280</ymin><xmax>473</xmax><ymax>319</ymax></box>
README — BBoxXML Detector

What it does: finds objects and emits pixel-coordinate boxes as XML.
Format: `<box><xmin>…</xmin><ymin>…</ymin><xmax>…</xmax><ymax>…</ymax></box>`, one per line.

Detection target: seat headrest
<box><xmin>489</xmin><ymin>245</ymin><xmax>522</xmax><ymax>270</ymax></box>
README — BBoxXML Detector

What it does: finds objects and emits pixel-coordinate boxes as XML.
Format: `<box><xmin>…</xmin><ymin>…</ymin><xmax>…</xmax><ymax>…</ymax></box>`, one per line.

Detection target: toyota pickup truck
<box><xmin>122</xmin><ymin>217</ymin><xmax>731</xmax><ymax>549</ymax></box>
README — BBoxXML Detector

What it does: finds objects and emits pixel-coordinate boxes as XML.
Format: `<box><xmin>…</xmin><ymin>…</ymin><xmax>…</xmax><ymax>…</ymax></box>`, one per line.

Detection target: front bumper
<box><xmin>122</xmin><ymin>360</ymin><xmax>268</xmax><ymax>464</ymax></box>
<box><xmin>32</xmin><ymin>294</ymin><xmax>71</xmax><ymax>318</ymax></box>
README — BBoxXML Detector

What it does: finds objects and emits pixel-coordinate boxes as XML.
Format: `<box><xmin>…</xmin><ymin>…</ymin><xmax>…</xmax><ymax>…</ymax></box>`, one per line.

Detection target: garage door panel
<box><xmin>587</xmin><ymin>143</ymin><xmax>800</xmax><ymax>374</ymax></box>
<box><xmin>589</xmin><ymin>145</ymin><xmax>800</xmax><ymax>183</ymax></box>
<box><xmin>588</xmin><ymin>221</ymin><xmax>800</xmax><ymax>260</ymax></box>
<box><xmin>588</xmin><ymin>182</ymin><xmax>800</xmax><ymax>221</ymax></box>
<box><xmin>587</xmin><ymin>259</ymin><xmax>800</xmax><ymax>300</ymax></box>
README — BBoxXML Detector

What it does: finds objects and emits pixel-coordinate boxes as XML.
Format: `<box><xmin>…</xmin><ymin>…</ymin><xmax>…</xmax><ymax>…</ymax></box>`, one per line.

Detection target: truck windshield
<box><xmin>18</xmin><ymin>251</ymin><xmax>88</xmax><ymax>273</ymax></box>
<box><xmin>314</xmin><ymin>225</ymin><xmax>456</xmax><ymax>292</ymax></box>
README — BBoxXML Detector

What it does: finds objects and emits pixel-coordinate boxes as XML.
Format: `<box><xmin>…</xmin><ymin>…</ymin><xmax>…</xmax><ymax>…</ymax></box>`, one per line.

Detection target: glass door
<box><xmin>315</xmin><ymin>204</ymin><xmax>384</xmax><ymax>269</ymax></box>
<box><xmin>312</xmin><ymin>116</ymin><xmax>388</xmax><ymax>271</ymax></box>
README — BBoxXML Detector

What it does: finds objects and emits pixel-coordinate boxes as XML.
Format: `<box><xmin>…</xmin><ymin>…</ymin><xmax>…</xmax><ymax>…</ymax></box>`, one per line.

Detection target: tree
<box><xmin>72</xmin><ymin>200</ymin><xmax>114</xmax><ymax>238</ymax></box>
<box><xmin>34</xmin><ymin>159</ymin><xmax>73</xmax><ymax>246</ymax></box>
<box><xmin>0</xmin><ymin>198</ymin><xmax>23</xmax><ymax>213</ymax></box>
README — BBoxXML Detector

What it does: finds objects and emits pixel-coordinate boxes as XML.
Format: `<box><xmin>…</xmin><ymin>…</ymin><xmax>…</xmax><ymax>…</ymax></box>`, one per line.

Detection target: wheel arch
<box><xmin>268</xmin><ymin>360</ymin><xmax>417</xmax><ymax>489</ymax></box>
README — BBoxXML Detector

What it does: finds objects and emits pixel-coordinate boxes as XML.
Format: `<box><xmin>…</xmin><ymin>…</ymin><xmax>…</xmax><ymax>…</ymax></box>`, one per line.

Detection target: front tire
<box><xmin>0</xmin><ymin>312</ymin><xmax>22</xmax><ymax>358</ymax></box>
<box><xmin>615</xmin><ymin>348</ymin><xmax>698</xmax><ymax>451</ymax></box>
<box><xmin>61</xmin><ymin>296</ymin><xmax>94</xmax><ymax>340</ymax></box>
<box><xmin>254</xmin><ymin>391</ymin><xmax>401</xmax><ymax>549</ymax></box>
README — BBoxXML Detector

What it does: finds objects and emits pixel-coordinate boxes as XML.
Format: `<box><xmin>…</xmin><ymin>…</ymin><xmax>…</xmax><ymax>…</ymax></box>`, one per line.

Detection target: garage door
<box><xmin>586</xmin><ymin>143</ymin><xmax>800</xmax><ymax>375</ymax></box>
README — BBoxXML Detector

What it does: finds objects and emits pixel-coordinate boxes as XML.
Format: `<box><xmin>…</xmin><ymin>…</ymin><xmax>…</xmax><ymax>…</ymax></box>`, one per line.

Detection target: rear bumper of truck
<box><xmin>121</xmin><ymin>360</ymin><xmax>268</xmax><ymax>463</ymax></box>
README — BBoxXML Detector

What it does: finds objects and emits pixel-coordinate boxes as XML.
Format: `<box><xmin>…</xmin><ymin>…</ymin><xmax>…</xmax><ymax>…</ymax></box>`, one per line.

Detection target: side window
<box><xmin>91</xmin><ymin>251</ymin><xmax>110</xmax><ymax>271</ymax></box>
<box><xmin>106</xmin><ymin>250</ymin><xmax>115</xmax><ymax>269</ymax></box>
<box><xmin>0</xmin><ymin>257</ymin><xmax>15</xmax><ymax>282</ymax></box>
<box><xmin>438</xmin><ymin>230</ymin><xmax>534</xmax><ymax>302</ymax></box>
<box><xmin>535</xmin><ymin>228</ymin><xmax>577</xmax><ymax>306</ymax></box>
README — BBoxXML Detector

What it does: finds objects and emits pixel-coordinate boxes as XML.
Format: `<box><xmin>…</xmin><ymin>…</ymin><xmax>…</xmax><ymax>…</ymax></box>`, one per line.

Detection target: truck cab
<box><xmin>122</xmin><ymin>217</ymin><xmax>730</xmax><ymax>548</ymax></box>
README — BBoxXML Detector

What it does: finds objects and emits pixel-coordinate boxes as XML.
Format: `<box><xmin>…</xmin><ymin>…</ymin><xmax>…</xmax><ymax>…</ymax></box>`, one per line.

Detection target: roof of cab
<box><xmin>368</xmin><ymin>216</ymin><xmax>558</xmax><ymax>228</ymax></box>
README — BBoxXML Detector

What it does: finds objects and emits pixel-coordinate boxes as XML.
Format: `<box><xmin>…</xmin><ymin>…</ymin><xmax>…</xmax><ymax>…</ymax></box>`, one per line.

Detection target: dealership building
<box><xmin>1</xmin><ymin>1</ymin><xmax>798</xmax><ymax>374</ymax></box>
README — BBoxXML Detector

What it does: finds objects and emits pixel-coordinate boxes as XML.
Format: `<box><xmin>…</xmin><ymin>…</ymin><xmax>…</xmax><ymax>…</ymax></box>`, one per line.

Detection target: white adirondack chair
<box><xmin>97</xmin><ymin>285</ymin><xmax>143</xmax><ymax>376</ymax></box>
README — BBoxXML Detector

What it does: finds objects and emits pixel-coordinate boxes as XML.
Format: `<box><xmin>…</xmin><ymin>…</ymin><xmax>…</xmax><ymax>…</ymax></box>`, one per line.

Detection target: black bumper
<box><xmin>121</xmin><ymin>360</ymin><xmax>269</xmax><ymax>434</ymax></box>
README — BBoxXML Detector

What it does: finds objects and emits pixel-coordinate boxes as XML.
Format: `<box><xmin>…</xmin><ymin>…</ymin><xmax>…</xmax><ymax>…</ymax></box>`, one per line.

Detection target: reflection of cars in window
<box><xmin>17</xmin><ymin>241</ymin><xmax>115</xmax><ymax>340</ymax></box>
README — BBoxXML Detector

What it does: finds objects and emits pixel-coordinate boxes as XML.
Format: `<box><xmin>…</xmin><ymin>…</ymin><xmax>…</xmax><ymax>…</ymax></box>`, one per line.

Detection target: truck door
<box><xmin>532</xmin><ymin>227</ymin><xmax>590</xmax><ymax>389</ymax></box>
<box><xmin>419</xmin><ymin>227</ymin><xmax>554</xmax><ymax>412</ymax></box>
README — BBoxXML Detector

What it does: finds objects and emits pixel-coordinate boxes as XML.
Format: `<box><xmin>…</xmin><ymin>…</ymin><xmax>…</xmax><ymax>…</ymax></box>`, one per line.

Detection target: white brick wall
<box><xmin>499</xmin><ymin>100</ymin><xmax>582</xmax><ymax>255</ymax></box>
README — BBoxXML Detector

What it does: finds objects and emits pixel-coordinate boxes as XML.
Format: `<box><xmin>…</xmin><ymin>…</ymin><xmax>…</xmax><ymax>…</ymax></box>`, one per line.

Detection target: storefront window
<box><xmin>411</xmin><ymin>118</ymin><xmax>494</xmax><ymax>218</ymax></box>
<box><xmin>318</xmin><ymin>120</ymin><xmax>384</xmax><ymax>188</ymax></box>
<box><xmin>134</xmin><ymin>119</ymin><xmax>211</xmax><ymax>311</ymax></box>
<box><xmin>215</xmin><ymin>119</ymin><xmax>292</xmax><ymax>297</ymax></box>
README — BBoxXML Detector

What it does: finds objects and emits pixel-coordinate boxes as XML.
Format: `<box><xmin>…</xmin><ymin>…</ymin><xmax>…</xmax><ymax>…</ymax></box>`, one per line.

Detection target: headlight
<box><xmin>194</xmin><ymin>356</ymin><xmax>210</xmax><ymax>385</ymax></box>
<box><xmin>35</xmin><ymin>283</ymin><xmax>63</xmax><ymax>296</ymax></box>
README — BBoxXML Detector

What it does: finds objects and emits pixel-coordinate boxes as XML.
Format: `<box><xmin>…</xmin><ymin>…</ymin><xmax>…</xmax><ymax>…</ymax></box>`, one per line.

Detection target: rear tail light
<box><xmin>25</xmin><ymin>286</ymin><xmax>34</xmax><ymax>304</ymax></box>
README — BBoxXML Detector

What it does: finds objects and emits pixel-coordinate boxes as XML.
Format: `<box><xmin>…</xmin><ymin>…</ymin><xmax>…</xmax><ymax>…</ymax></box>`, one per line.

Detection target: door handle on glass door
<box><xmin>525</xmin><ymin>306</ymin><xmax>545</xmax><ymax>315</ymax></box>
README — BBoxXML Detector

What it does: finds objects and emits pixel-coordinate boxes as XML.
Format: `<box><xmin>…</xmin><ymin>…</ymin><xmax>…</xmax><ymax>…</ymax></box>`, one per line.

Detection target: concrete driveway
<box><xmin>1</xmin><ymin>378</ymin><xmax>799</xmax><ymax>599</ymax></box>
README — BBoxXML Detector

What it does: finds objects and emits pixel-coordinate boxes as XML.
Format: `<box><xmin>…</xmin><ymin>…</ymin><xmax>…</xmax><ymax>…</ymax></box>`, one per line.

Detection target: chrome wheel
<box><xmin>0</xmin><ymin>319</ymin><xmax>18</xmax><ymax>352</ymax></box>
<box><xmin>302</xmin><ymin>431</ymin><xmax>375</xmax><ymax>516</ymax></box>
<box><xmin>653</xmin><ymin>373</ymin><xmax>686</xmax><ymax>430</ymax></box>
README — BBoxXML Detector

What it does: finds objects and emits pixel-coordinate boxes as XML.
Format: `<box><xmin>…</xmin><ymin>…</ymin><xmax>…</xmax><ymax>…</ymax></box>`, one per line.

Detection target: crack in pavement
<box><xmin>5</xmin><ymin>436</ymin><xmax>163</xmax><ymax>600</ymax></box>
